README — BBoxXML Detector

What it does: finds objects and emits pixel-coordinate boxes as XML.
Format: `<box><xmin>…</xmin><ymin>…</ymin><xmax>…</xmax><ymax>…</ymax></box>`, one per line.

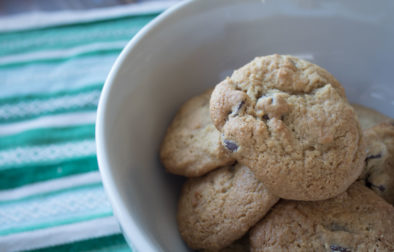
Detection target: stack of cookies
<box><xmin>160</xmin><ymin>54</ymin><xmax>394</xmax><ymax>251</ymax></box>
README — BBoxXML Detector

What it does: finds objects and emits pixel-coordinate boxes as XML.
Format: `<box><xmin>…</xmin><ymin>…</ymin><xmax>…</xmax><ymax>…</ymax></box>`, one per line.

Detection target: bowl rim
<box><xmin>96</xmin><ymin>0</ymin><xmax>394</xmax><ymax>251</ymax></box>
<box><xmin>95</xmin><ymin>0</ymin><xmax>193</xmax><ymax>251</ymax></box>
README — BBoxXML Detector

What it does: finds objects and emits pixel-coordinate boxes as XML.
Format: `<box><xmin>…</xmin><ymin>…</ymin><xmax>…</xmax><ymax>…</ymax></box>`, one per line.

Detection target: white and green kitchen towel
<box><xmin>0</xmin><ymin>2</ymin><xmax>176</xmax><ymax>251</ymax></box>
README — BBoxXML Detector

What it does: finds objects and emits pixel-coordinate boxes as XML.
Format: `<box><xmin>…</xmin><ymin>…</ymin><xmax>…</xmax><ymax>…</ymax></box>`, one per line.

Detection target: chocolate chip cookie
<box><xmin>160</xmin><ymin>89</ymin><xmax>234</xmax><ymax>177</ymax></box>
<box><xmin>210</xmin><ymin>54</ymin><xmax>365</xmax><ymax>200</ymax></box>
<box><xmin>352</xmin><ymin>103</ymin><xmax>391</xmax><ymax>130</ymax></box>
<box><xmin>204</xmin><ymin>235</ymin><xmax>250</xmax><ymax>252</ymax></box>
<box><xmin>250</xmin><ymin>182</ymin><xmax>394</xmax><ymax>251</ymax></box>
<box><xmin>360</xmin><ymin>120</ymin><xmax>394</xmax><ymax>204</ymax></box>
<box><xmin>177</xmin><ymin>163</ymin><xmax>279</xmax><ymax>251</ymax></box>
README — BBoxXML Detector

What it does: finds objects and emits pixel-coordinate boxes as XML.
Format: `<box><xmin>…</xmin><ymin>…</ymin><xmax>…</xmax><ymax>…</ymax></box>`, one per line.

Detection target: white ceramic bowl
<box><xmin>96</xmin><ymin>0</ymin><xmax>394</xmax><ymax>251</ymax></box>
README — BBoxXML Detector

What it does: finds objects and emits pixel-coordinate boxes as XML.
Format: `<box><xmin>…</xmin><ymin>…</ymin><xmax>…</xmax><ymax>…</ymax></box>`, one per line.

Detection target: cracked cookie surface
<box><xmin>249</xmin><ymin>182</ymin><xmax>394</xmax><ymax>252</ymax></box>
<box><xmin>177</xmin><ymin>163</ymin><xmax>279</xmax><ymax>251</ymax></box>
<box><xmin>210</xmin><ymin>54</ymin><xmax>365</xmax><ymax>200</ymax></box>
<box><xmin>360</xmin><ymin>120</ymin><xmax>394</xmax><ymax>204</ymax></box>
<box><xmin>160</xmin><ymin>89</ymin><xmax>234</xmax><ymax>177</ymax></box>
<box><xmin>352</xmin><ymin>103</ymin><xmax>391</xmax><ymax>130</ymax></box>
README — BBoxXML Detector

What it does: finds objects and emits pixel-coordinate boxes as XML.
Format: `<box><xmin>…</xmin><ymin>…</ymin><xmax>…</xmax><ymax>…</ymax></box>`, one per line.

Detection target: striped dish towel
<box><xmin>0</xmin><ymin>2</ymin><xmax>176</xmax><ymax>251</ymax></box>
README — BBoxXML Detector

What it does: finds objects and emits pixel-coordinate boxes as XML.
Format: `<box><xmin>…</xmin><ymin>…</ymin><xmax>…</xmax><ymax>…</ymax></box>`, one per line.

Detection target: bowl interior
<box><xmin>97</xmin><ymin>0</ymin><xmax>394</xmax><ymax>251</ymax></box>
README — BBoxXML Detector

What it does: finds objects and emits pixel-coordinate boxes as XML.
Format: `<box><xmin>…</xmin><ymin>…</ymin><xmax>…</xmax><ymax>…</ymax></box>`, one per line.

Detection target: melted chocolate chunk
<box><xmin>224</xmin><ymin>139</ymin><xmax>238</xmax><ymax>152</ymax></box>
<box><xmin>232</xmin><ymin>101</ymin><xmax>245</xmax><ymax>117</ymax></box>
<box><xmin>330</xmin><ymin>245</ymin><xmax>350</xmax><ymax>252</ymax></box>
<box><xmin>262</xmin><ymin>114</ymin><xmax>269</xmax><ymax>120</ymax></box>
<box><xmin>378</xmin><ymin>185</ymin><xmax>386</xmax><ymax>192</ymax></box>
<box><xmin>366</xmin><ymin>178</ymin><xmax>386</xmax><ymax>192</ymax></box>
<box><xmin>237</xmin><ymin>100</ymin><xmax>245</xmax><ymax>111</ymax></box>
<box><xmin>365</xmin><ymin>153</ymin><xmax>382</xmax><ymax>163</ymax></box>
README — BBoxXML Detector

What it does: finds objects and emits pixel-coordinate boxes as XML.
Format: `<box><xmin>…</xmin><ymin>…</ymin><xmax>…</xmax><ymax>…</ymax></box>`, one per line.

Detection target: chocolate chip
<box><xmin>232</xmin><ymin>101</ymin><xmax>245</xmax><ymax>117</ymax></box>
<box><xmin>365</xmin><ymin>153</ymin><xmax>382</xmax><ymax>163</ymax></box>
<box><xmin>237</xmin><ymin>100</ymin><xmax>245</xmax><ymax>111</ymax></box>
<box><xmin>262</xmin><ymin>114</ymin><xmax>269</xmax><ymax>120</ymax></box>
<box><xmin>330</xmin><ymin>245</ymin><xmax>350</xmax><ymax>252</ymax></box>
<box><xmin>366</xmin><ymin>177</ymin><xmax>386</xmax><ymax>192</ymax></box>
<box><xmin>281</xmin><ymin>115</ymin><xmax>285</xmax><ymax>121</ymax></box>
<box><xmin>224</xmin><ymin>139</ymin><xmax>238</xmax><ymax>152</ymax></box>
<box><xmin>378</xmin><ymin>185</ymin><xmax>386</xmax><ymax>192</ymax></box>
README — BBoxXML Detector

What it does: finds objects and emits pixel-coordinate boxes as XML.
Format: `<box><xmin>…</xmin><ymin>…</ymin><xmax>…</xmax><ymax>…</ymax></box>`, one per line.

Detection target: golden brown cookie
<box><xmin>204</xmin><ymin>235</ymin><xmax>250</xmax><ymax>252</ymax></box>
<box><xmin>160</xmin><ymin>89</ymin><xmax>234</xmax><ymax>177</ymax></box>
<box><xmin>210</xmin><ymin>54</ymin><xmax>365</xmax><ymax>201</ymax></box>
<box><xmin>250</xmin><ymin>182</ymin><xmax>394</xmax><ymax>251</ymax></box>
<box><xmin>360</xmin><ymin>120</ymin><xmax>394</xmax><ymax>204</ymax></box>
<box><xmin>177</xmin><ymin>163</ymin><xmax>279</xmax><ymax>251</ymax></box>
<box><xmin>352</xmin><ymin>103</ymin><xmax>391</xmax><ymax>130</ymax></box>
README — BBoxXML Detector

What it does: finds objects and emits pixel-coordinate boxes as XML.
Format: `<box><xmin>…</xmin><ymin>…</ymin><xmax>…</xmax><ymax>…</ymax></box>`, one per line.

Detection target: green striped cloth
<box><xmin>0</xmin><ymin>2</ymin><xmax>174</xmax><ymax>251</ymax></box>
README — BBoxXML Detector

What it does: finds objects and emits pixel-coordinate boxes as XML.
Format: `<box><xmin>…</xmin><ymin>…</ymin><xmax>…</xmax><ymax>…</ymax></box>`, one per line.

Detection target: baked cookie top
<box><xmin>360</xmin><ymin>120</ymin><xmax>394</xmax><ymax>204</ymax></box>
<box><xmin>250</xmin><ymin>182</ymin><xmax>394</xmax><ymax>252</ymax></box>
<box><xmin>160</xmin><ymin>89</ymin><xmax>234</xmax><ymax>177</ymax></box>
<box><xmin>210</xmin><ymin>54</ymin><xmax>365</xmax><ymax>200</ymax></box>
<box><xmin>177</xmin><ymin>163</ymin><xmax>279</xmax><ymax>251</ymax></box>
<box><xmin>352</xmin><ymin>103</ymin><xmax>391</xmax><ymax>130</ymax></box>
